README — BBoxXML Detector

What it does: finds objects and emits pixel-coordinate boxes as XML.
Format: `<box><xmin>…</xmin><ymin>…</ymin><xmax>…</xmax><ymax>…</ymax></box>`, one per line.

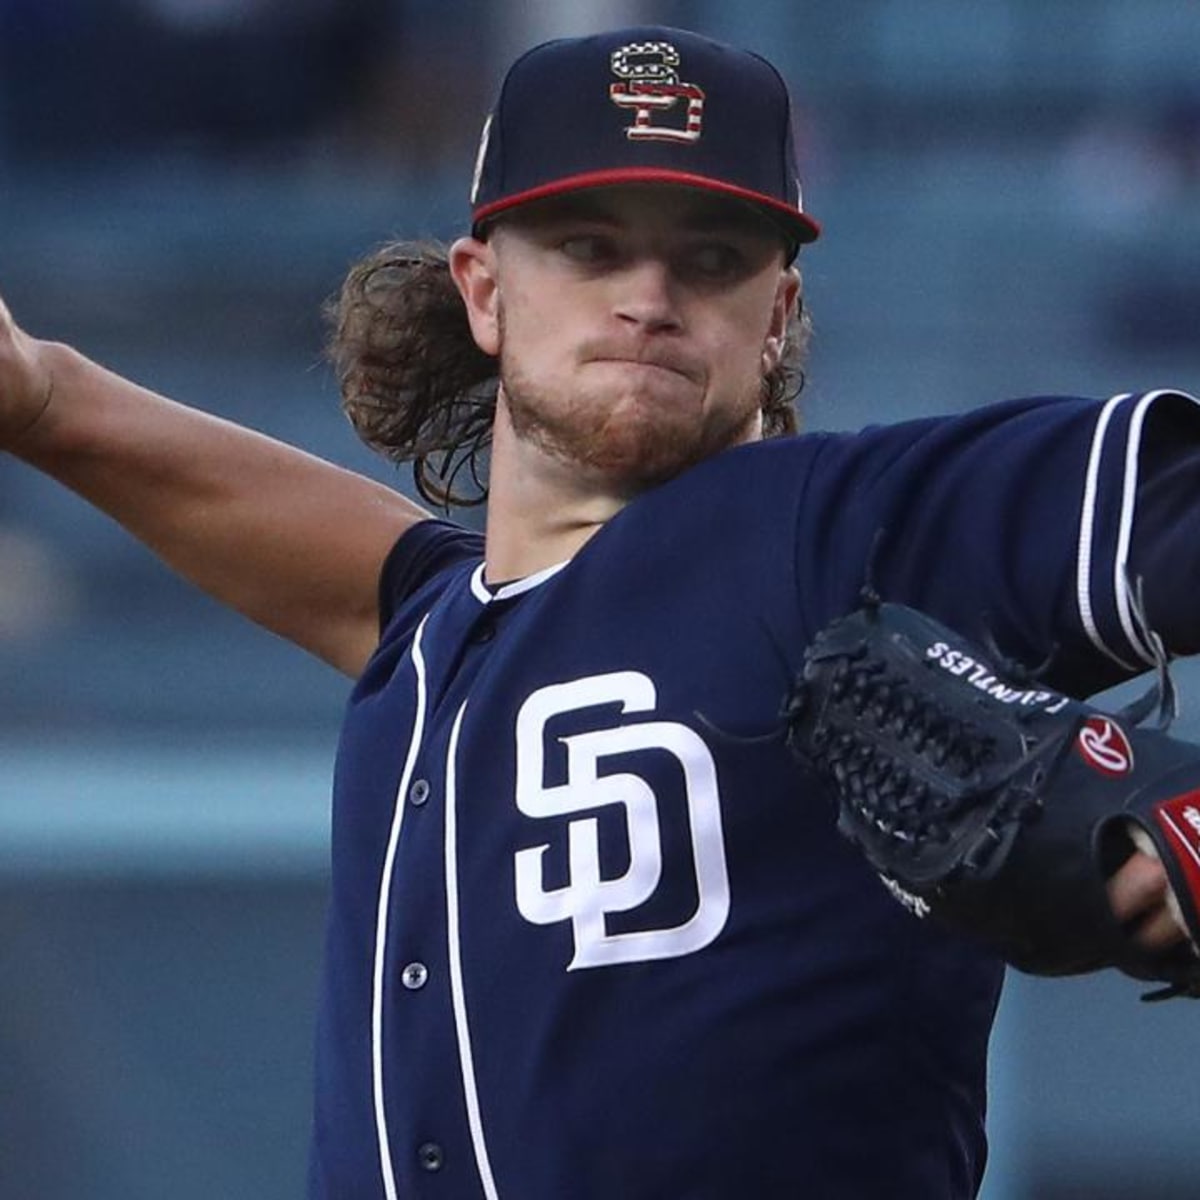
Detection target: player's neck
<box><xmin>483</xmin><ymin>399</ymin><xmax>629</xmax><ymax>585</ymax></box>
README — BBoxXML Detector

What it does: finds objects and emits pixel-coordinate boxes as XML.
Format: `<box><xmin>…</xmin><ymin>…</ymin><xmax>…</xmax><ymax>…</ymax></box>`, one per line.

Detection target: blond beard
<box><xmin>499</xmin><ymin>356</ymin><xmax>764</xmax><ymax>492</ymax></box>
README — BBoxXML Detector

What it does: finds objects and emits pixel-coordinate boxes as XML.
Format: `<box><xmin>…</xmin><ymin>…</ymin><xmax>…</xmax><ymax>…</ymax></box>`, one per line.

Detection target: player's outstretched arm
<box><xmin>0</xmin><ymin>294</ymin><xmax>429</xmax><ymax>678</ymax></box>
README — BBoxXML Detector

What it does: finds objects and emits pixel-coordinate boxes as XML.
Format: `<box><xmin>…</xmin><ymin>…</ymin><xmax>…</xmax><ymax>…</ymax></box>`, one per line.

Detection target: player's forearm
<box><xmin>9</xmin><ymin>341</ymin><xmax>428</xmax><ymax>676</ymax></box>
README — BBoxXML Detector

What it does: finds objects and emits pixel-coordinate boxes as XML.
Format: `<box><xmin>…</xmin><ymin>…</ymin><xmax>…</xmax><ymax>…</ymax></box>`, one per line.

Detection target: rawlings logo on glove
<box><xmin>1076</xmin><ymin>716</ymin><xmax>1134</xmax><ymax>775</ymax></box>
<box><xmin>786</xmin><ymin>600</ymin><xmax>1200</xmax><ymax>1000</ymax></box>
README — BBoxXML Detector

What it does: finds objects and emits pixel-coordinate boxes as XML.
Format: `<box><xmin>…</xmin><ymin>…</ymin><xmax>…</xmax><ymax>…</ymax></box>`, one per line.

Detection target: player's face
<box><xmin>452</xmin><ymin>185</ymin><xmax>800</xmax><ymax>492</ymax></box>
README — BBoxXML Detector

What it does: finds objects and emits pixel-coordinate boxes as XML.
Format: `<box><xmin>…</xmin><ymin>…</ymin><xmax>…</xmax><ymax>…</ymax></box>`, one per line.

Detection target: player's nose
<box><xmin>612</xmin><ymin>257</ymin><xmax>682</xmax><ymax>332</ymax></box>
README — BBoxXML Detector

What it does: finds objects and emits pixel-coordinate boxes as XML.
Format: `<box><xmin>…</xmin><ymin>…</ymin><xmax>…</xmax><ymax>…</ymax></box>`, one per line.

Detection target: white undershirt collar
<box><xmin>469</xmin><ymin>559</ymin><xmax>568</xmax><ymax>604</ymax></box>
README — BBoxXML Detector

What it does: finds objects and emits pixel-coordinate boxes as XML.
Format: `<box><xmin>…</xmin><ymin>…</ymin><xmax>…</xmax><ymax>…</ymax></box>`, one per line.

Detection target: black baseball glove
<box><xmin>786</xmin><ymin>600</ymin><xmax>1200</xmax><ymax>998</ymax></box>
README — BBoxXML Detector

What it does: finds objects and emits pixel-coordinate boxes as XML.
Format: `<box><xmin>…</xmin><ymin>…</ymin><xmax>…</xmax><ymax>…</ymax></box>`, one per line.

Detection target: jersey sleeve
<box><xmin>377</xmin><ymin>518</ymin><xmax>485</xmax><ymax>631</ymax></box>
<box><xmin>1123</xmin><ymin>391</ymin><xmax>1200</xmax><ymax>658</ymax></box>
<box><xmin>796</xmin><ymin>390</ymin><xmax>1200</xmax><ymax>697</ymax></box>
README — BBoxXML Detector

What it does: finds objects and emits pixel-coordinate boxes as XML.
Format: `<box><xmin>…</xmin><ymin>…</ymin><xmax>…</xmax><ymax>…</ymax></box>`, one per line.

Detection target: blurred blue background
<box><xmin>2</xmin><ymin>1</ymin><xmax>1199</xmax><ymax>1197</ymax></box>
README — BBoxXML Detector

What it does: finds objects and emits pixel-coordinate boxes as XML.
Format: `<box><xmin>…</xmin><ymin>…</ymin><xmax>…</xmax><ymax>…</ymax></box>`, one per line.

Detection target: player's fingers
<box><xmin>1106</xmin><ymin>851</ymin><xmax>1188</xmax><ymax>952</ymax></box>
<box><xmin>1130</xmin><ymin>903</ymin><xmax>1189</xmax><ymax>953</ymax></box>
<box><xmin>1106</xmin><ymin>850</ymin><xmax>1168</xmax><ymax>925</ymax></box>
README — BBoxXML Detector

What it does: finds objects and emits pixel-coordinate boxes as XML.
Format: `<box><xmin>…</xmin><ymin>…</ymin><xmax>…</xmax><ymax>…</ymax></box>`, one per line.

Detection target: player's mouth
<box><xmin>581</xmin><ymin>343</ymin><xmax>702</xmax><ymax>384</ymax></box>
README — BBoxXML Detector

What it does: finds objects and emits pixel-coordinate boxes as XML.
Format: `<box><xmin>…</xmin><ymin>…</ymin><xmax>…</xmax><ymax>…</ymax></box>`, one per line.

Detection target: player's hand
<box><xmin>1107</xmin><ymin>848</ymin><xmax>1190</xmax><ymax>954</ymax></box>
<box><xmin>0</xmin><ymin>293</ymin><xmax>55</xmax><ymax>453</ymax></box>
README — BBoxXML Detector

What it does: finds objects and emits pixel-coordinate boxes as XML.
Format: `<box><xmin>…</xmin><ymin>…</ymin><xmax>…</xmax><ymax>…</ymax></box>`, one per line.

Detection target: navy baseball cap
<box><xmin>469</xmin><ymin>26</ymin><xmax>820</xmax><ymax>252</ymax></box>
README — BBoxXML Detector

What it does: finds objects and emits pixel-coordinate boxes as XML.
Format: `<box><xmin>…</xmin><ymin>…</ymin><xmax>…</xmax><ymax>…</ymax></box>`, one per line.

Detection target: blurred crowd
<box><xmin>0</xmin><ymin>0</ymin><xmax>489</xmax><ymax>167</ymax></box>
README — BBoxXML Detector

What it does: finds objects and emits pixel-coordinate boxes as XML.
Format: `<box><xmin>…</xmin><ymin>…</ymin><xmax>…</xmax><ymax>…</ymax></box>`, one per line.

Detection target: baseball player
<box><xmin>0</xmin><ymin>25</ymin><xmax>1194</xmax><ymax>1200</ymax></box>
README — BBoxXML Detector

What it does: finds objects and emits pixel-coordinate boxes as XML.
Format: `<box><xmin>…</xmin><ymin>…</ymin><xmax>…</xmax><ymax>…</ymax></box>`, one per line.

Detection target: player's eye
<box><xmin>558</xmin><ymin>235</ymin><xmax>618</xmax><ymax>266</ymax></box>
<box><xmin>681</xmin><ymin>242</ymin><xmax>746</xmax><ymax>281</ymax></box>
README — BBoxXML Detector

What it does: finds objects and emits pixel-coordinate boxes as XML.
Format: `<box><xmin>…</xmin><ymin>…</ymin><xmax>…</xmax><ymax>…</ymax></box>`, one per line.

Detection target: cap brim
<box><xmin>471</xmin><ymin>167</ymin><xmax>821</xmax><ymax>245</ymax></box>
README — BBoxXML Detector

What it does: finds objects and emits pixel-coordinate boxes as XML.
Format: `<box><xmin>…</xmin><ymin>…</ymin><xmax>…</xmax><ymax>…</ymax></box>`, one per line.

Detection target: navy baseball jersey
<box><xmin>307</xmin><ymin>390</ymin><xmax>1200</xmax><ymax>1199</ymax></box>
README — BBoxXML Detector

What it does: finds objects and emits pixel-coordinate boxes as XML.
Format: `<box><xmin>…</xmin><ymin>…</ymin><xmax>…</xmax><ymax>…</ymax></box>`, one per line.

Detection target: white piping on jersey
<box><xmin>469</xmin><ymin>560</ymin><xmax>568</xmax><ymax>605</ymax></box>
<box><xmin>1079</xmin><ymin>390</ymin><xmax>1200</xmax><ymax>670</ymax></box>
<box><xmin>444</xmin><ymin>700</ymin><xmax>502</xmax><ymax>1200</ymax></box>
<box><xmin>1077</xmin><ymin>395</ymin><xmax>1138</xmax><ymax>671</ymax></box>
<box><xmin>372</xmin><ymin>614</ymin><xmax>430</xmax><ymax>1200</ymax></box>
<box><xmin>1113</xmin><ymin>391</ymin><xmax>1170</xmax><ymax>666</ymax></box>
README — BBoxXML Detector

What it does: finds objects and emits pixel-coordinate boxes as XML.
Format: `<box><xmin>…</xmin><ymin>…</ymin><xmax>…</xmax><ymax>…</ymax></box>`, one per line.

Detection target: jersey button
<box><xmin>401</xmin><ymin>961</ymin><xmax>428</xmax><ymax>990</ymax></box>
<box><xmin>409</xmin><ymin>778</ymin><xmax>431</xmax><ymax>807</ymax></box>
<box><xmin>417</xmin><ymin>1142</ymin><xmax>444</xmax><ymax>1172</ymax></box>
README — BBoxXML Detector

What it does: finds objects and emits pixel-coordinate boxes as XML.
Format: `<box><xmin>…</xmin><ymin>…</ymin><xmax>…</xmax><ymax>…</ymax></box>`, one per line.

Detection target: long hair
<box><xmin>327</xmin><ymin>240</ymin><xmax>812</xmax><ymax>508</ymax></box>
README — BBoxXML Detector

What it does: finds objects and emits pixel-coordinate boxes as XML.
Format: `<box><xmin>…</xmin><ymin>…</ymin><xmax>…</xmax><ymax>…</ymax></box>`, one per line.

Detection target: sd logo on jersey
<box><xmin>513</xmin><ymin>671</ymin><xmax>730</xmax><ymax>969</ymax></box>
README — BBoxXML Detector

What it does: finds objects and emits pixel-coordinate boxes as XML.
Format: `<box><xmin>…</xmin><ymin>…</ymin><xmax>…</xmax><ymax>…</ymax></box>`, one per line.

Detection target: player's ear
<box><xmin>762</xmin><ymin>266</ymin><xmax>801</xmax><ymax>373</ymax></box>
<box><xmin>449</xmin><ymin>235</ymin><xmax>501</xmax><ymax>357</ymax></box>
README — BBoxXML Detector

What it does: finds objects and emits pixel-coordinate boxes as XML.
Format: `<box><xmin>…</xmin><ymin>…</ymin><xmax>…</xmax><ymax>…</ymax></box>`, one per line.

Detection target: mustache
<box><xmin>577</xmin><ymin>339</ymin><xmax>703</xmax><ymax>382</ymax></box>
